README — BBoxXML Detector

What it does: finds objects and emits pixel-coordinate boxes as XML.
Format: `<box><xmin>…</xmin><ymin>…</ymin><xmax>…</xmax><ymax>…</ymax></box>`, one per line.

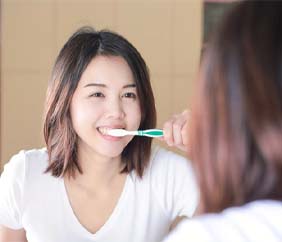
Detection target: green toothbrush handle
<box><xmin>137</xmin><ymin>129</ymin><xmax>164</xmax><ymax>138</ymax></box>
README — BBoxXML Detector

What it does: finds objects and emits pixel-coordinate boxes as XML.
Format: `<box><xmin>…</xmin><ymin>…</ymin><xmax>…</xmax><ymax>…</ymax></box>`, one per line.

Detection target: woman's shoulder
<box><xmin>199</xmin><ymin>200</ymin><xmax>282</xmax><ymax>231</ymax></box>
<box><xmin>150</xmin><ymin>145</ymin><xmax>188</xmax><ymax>166</ymax></box>
<box><xmin>147</xmin><ymin>145</ymin><xmax>193</xmax><ymax>177</ymax></box>
<box><xmin>1</xmin><ymin>148</ymin><xmax>49</xmax><ymax>180</ymax></box>
<box><xmin>222</xmin><ymin>200</ymin><xmax>282</xmax><ymax>231</ymax></box>
<box><xmin>0</xmin><ymin>148</ymin><xmax>50</xmax><ymax>229</ymax></box>
<box><xmin>163</xmin><ymin>200</ymin><xmax>282</xmax><ymax>242</ymax></box>
<box><xmin>21</xmin><ymin>147</ymin><xmax>48</xmax><ymax>165</ymax></box>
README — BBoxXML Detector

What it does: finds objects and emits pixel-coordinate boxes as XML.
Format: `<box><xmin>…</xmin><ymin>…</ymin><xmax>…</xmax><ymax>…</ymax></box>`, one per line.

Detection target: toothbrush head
<box><xmin>98</xmin><ymin>127</ymin><xmax>127</xmax><ymax>137</ymax></box>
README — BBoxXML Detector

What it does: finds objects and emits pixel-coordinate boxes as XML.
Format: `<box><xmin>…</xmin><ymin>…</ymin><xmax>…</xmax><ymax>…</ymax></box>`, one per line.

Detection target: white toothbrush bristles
<box><xmin>99</xmin><ymin>127</ymin><xmax>127</xmax><ymax>137</ymax></box>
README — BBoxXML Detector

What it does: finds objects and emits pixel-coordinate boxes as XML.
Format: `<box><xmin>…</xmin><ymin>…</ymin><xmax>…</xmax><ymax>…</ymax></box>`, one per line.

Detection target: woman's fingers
<box><xmin>163</xmin><ymin>119</ymin><xmax>174</xmax><ymax>146</ymax></box>
<box><xmin>162</xmin><ymin>110</ymin><xmax>190</xmax><ymax>152</ymax></box>
<box><xmin>172</xmin><ymin>115</ymin><xmax>186</xmax><ymax>146</ymax></box>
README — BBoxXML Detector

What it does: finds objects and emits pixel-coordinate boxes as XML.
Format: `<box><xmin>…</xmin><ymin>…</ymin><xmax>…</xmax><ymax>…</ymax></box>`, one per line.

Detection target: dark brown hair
<box><xmin>43</xmin><ymin>27</ymin><xmax>156</xmax><ymax>178</ymax></box>
<box><xmin>191</xmin><ymin>1</ymin><xmax>282</xmax><ymax>214</ymax></box>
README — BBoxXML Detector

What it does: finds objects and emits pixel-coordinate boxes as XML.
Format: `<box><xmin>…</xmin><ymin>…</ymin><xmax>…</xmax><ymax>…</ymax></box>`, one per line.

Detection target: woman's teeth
<box><xmin>98</xmin><ymin>127</ymin><xmax>110</xmax><ymax>135</ymax></box>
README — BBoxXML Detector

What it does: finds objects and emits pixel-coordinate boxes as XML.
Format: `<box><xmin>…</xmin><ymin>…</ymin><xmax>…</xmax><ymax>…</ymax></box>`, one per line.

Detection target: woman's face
<box><xmin>70</xmin><ymin>55</ymin><xmax>141</xmax><ymax>158</ymax></box>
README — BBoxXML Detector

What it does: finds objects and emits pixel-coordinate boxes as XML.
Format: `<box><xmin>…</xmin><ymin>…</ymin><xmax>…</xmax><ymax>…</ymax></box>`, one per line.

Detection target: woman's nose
<box><xmin>105</xmin><ymin>98</ymin><xmax>125</xmax><ymax>119</ymax></box>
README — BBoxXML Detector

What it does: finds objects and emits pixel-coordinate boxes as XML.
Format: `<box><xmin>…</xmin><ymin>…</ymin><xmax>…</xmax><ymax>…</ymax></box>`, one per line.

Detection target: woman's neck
<box><xmin>69</xmin><ymin>144</ymin><xmax>125</xmax><ymax>193</ymax></box>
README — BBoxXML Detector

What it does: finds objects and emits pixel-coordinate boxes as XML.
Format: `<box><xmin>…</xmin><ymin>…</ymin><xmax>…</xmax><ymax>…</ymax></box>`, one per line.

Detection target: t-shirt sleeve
<box><xmin>0</xmin><ymin>151</ymin><xmax>26</xmax><ymax>229</ymax></box>
<box><xmin>151</xmin><ymin>147</ymin><xmax>199</xmax><ymax>221</ymax></box>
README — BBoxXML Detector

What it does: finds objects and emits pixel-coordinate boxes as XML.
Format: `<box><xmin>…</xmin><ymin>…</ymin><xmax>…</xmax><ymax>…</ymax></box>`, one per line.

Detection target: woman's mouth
<box><xmin>97</xmin><ymin>126</ymin><xmax>125</xmax><ymax>140</ymax></box>
<box><xmin>98</xmin><ymin>127</ymin><xmax>111</xmax><ymax>136</ymax></box>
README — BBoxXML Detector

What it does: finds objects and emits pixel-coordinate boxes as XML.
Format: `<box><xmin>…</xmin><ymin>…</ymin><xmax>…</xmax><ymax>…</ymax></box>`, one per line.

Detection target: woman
<box><xmin>163</xmin><ymin>1</ymin><xmax>282</xmax><ymax>242</ymax></box>
<box><xmin>0</xmin><ymin>28</ymin><xmax>198</xmax><ymax>242</ymax></box>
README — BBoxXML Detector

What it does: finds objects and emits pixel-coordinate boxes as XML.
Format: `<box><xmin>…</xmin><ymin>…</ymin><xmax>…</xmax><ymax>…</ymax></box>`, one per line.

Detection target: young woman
<box><xmin>0</xmin><ymin>27</ymin><xmax>198</xmax><ymax>242</ymax></box>
<box><xmin>163</xmin><ymin>2</ymin><xmax>282</xmax><ymax>242</ymax></box>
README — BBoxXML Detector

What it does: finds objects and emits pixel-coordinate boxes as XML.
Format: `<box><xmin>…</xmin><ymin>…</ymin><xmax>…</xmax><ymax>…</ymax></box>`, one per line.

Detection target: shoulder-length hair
<box><xmin>43</xmin><ymin>27</ymin><xmax>156</xmax><ymax>178</ymax></box>
<box><xmin>191</xmin><ymin>1</ymin><xmax>282</xmax><ymax>213</ymax></box>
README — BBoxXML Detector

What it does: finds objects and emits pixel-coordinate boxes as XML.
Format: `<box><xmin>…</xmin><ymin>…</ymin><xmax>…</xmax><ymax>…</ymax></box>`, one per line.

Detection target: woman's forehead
<box><xmin>78</xmin><ymin>55</ymin><xmax>135</xmax><ymax>87</ymax></box>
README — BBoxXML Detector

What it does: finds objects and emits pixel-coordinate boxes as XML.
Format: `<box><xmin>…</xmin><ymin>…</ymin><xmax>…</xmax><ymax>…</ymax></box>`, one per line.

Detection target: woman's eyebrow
<box><xmin>123</xmin><ymin>84</ymin><xmax>136</xmax><ymax>88</ymax></box>
<box><xmin>83</xmin><ymin>83</ymin><xmax>136</xmax><ymax>88</ymax></box>
<box><xmin>83</xmin><ymin>83</ymin><xmax>106</xmax><ymax>88</ymax></box>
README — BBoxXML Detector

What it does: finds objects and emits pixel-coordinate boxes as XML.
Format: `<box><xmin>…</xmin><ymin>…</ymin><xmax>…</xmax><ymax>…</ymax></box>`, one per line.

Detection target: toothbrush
<box><xmin>102</xmin><ymin>128</ymin><xmax>163</xmax><ymax>138</ymax></box>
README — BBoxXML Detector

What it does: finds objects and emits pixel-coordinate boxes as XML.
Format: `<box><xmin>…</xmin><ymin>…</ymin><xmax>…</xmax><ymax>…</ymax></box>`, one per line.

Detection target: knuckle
<box><xmin>173</xmin><ymin>122</ymin><xmax>182</xmax><ymax>130</ymax></box>
<box><xmin>163</xmin><ymin>121</ymin><xmax>172</xmax><ymax>129</ymax></box>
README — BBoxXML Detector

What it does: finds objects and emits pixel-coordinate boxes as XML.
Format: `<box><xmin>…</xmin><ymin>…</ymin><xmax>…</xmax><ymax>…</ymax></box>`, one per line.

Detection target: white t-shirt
<box><xmin>163</xmin><ymin>200</ymin><xmax>282</xmax><ymax>242</ymax></box>
<box><xmin>0</xmin><ymin>146</ymin><xmax>198</xmax><ymax>242</ymax></box>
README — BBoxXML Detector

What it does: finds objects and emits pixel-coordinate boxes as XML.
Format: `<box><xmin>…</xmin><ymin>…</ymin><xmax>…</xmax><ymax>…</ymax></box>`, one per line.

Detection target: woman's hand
<box><xmin>161</xmin><ymin>110</ymin><xmax>190</xmax><ymax>153</ymax></box>
<box><xmin>0</xmin><ymin>226</ymin><xmax>28</xmax><ymax>242</ymax></box>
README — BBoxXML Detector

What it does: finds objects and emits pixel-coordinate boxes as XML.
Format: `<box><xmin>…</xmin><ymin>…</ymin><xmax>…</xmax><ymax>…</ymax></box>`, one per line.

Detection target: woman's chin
<box><xmin>96</xmin><ymin>145</ymin><xmax>124</xmax><ymax>159</ymax></box>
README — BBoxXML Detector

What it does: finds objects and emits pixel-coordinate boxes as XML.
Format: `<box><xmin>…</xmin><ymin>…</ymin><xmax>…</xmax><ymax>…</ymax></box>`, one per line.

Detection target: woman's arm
<box><xmin>0</xmin><ymin>226</ymin><xmax>28</xmax><ymax>242</ymax></box>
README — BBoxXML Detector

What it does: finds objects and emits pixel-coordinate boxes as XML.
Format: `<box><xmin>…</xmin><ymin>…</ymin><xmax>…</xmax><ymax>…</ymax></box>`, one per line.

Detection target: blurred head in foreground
<box><xmin>191</xmin><ymin>1</ymin><xmax>282</xmax><ymax>213</ymax></box>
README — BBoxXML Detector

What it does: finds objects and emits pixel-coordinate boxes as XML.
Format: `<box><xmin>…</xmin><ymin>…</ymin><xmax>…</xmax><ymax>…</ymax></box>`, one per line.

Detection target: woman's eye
<box><xmin>122</xmin><ymin>92</ymin><xmax>137</xmax><ymax>99</ymax></box>
<box><xmin>89</xmin><ymin>92</ymin><xmax>104</xmax><ymax>98</ymax></box>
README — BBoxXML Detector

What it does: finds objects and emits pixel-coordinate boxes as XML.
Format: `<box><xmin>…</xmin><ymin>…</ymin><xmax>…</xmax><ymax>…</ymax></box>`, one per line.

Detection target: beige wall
<box><xmin>0</xmin><ymin>0</ymin><xmax>202</xmax><ymax>168</ymax></box>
